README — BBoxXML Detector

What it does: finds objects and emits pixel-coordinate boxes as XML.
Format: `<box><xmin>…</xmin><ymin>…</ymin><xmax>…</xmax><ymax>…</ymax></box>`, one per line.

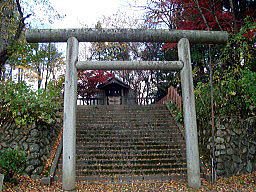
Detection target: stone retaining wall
<box><xmin>207</xmin><ymin>117</ymin><xmax>256</xmax><ymax>176</ymax></box>
<box><xmin>0</xmin><ymin>121</ymin><xmax>61</xmax><ymax>179</ymax></box>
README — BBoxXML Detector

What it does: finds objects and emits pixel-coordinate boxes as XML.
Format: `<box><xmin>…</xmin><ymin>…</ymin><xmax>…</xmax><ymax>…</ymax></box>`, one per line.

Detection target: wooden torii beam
<box><xmin>26</xmin><ymin>28</ymin><xmax>228</xmax><ymax>191</ymax></box>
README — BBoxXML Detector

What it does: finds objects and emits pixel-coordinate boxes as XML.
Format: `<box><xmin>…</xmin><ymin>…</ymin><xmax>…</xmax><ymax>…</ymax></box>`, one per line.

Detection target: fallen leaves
<box><xmin>3</xmin><ymin>171</ymin><xmax>256</xmax><ymax>192</ymax></box>
<box><xmin>41</xmin><ymin>129</ymin><xmax>63</xmax><ymax>177</ymax></box>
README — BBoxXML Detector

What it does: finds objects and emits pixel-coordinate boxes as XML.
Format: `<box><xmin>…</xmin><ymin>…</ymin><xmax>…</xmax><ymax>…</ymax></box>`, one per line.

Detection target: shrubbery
<box><xmin>0</xmin><ymin>81</ymin><xmax>63</xmax><ymax>127</ymax></box>
<box><xmin>0</xmin><ymin>149</ymin><xmax>26</xmax><ymax>182</ymax></box>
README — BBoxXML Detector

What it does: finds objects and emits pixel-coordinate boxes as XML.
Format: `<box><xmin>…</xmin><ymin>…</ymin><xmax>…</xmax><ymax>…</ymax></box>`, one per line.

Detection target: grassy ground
<box><xmin>3</xmin><ymin>171</ymin><xmax>256</xmax><ymax>192</ymax></box>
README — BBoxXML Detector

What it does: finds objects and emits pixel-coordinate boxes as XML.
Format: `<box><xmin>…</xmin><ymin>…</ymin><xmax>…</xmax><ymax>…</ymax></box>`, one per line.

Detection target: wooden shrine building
<box><xmin>97</xmin><ymin>77</ymin><xmax>135</xmax><ymax>105</ymax></box>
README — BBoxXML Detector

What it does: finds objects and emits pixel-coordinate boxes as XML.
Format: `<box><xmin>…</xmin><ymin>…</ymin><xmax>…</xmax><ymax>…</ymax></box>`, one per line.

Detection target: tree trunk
<box><xmin>0</xmin><ymin>0</ymin><xmax>30</xmax><ymax>68</ymax></box>
<box><xmin>229</xmin><ymin>0</ymin><xmax>238</xmax><ymax>33</ymax></box>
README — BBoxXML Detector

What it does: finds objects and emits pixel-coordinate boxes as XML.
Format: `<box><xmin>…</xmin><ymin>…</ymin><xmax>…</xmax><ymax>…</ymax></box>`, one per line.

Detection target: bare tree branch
<box><xmin>194</xmin><ymin>0</ymin><xmax>210</xmax><ymax>30</ymax></box>
<box><xmin>207</xmin><ymin>0</ymin><xmax>223</xmax><ymax>31</ymax></box>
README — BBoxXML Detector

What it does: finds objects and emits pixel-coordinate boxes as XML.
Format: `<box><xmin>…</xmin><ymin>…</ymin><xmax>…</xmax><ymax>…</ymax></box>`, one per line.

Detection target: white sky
<box><xmin>49</xmin><ymin>0</ymin><xmax>147</xmax><ymax>28</ymax></box>
<box><xmin>16</xmin><ymin>0</ymin><xmax>148</xmax><ymax>88</ymax></box>
<box><xmin>39</xmin><ymin>0</ymin><xmax>148</xmax><ymax>59</ymax></box>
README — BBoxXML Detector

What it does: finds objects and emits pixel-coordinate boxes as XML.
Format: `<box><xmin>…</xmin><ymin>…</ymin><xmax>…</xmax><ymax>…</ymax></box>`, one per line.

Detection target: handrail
<box><xmin>41</xmin><ymin>138</ymin><xmax>63</xmax><ymax>185</ymax></box>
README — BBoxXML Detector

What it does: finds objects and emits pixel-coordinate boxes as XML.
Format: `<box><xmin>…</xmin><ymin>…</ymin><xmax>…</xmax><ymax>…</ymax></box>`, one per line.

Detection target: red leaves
<box><xmin>77</xmin><ymin>70</ymin><xmax>114</xmax><ymax>98</ymax></box>
<box><xmin>242</xmin><ymin>22</ymin><xmax>256</xmax><ymax>38</ymax></box>
<box><xmin>162</xmin><ymin>43</ymin><xmax>177</xmax><ymax>51</ymax></box>
<box><xmin>160</xmin><ymin>0</ymin><xmax>234</xmax><ymax>51</ymax></box>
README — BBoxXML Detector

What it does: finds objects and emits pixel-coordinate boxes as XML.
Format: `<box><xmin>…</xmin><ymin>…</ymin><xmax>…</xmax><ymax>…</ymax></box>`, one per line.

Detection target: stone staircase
<box><xmin>54</xmin><ymin>104</ymin><xmax>187</xmax><ymax>183</ymax></box>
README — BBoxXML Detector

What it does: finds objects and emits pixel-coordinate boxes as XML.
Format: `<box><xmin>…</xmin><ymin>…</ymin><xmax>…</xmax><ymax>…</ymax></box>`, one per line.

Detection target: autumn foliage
<box><xmin>77</xmin><ymin>70</ymin><xmax>114</xmax><ymax>98</ymax></box>
<box><xmin>149</xmin><ymin>0</ymin><xmax>256</xmax><ymax>51</ymax></box>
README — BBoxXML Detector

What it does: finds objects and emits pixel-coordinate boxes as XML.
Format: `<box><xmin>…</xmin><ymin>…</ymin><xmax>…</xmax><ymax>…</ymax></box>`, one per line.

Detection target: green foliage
<box><xmin>220</xmin><ymin>17</ymin><xmax>255</xmax><ymax>72</ymax></box>
<box><xmin>0</xmin><ymin>81</ymin><xmax>63</xmax><ymax>127</ymax></box>
<box><xmin>195</xmin><ymin>69</ymin><xmax>256</xmax><ymax>161</ymax></box>
<box><xmin>7</xmin><ymin>41</ymin><xmax>65</xmax><ymax>88</ymax></box>
<box><xmin>0</xmin><ymin>149</ymin><xmax>26</xmax><ymax>182</ymax></box>
<box><xmin>166</xmin><ymin>102</ymin><xmax>183</xmax><ymax>124</ymax></box>
<box><xmin>195</xmin><ymin>20</ymin><xmax>256</xmax><ymax>162</ymax></box>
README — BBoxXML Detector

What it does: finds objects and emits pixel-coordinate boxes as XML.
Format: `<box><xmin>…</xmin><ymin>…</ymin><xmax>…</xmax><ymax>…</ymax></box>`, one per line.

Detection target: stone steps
<box><xmin>53</xmin><ymin>174</ymin><xmax>187</xmax><ymax>183</ymax></box>
<box><xmin>54</xmin><ymin>104</ymin><xmax>187</xmax><ymax>183</ymax></box>
<box><xmin>70</xmin><ymin>159</ymin><xmax>185</xmax><ymax>165</ymax></box>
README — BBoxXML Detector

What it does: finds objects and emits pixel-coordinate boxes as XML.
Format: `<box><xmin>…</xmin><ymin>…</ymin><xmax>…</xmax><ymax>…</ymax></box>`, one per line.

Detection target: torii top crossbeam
<box><xmin>26</xmin><ymin>28</ymin><xmax>228</xmax><ymax>44</ymax></box>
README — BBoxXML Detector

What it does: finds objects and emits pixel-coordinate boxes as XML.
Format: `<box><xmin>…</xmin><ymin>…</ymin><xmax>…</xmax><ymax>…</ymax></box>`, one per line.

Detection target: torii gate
<box><xmin>26</xmin><ymin>28</ymin><xmax>228</xmax><ymax>191</ymax></box>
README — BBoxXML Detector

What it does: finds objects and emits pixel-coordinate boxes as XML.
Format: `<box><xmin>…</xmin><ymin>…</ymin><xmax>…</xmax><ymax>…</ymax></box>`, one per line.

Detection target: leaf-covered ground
<box><xmin>3</xmin><ymin>171</ymin><xmax>256</xmax><ymax>192</ymax></box>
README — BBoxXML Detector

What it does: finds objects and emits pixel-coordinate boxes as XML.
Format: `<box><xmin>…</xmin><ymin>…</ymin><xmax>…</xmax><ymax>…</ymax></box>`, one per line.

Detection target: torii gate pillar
<box><xmin>178</xmin><ymin>38</ymin><xmax>201</xmax><ymax>188</ymax></box>
<box><xmin>62</xmin><ymin>37</ymin><xmax>78</xmax><ymax>191</ymax></box>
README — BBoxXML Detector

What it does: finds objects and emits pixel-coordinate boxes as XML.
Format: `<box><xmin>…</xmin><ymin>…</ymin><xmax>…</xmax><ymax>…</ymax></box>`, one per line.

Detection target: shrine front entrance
<box><xmin>97</xmin><ymin>77</ymin><xmax>135</xmax><ymax>105</ymax></box>
<box><xmin>107</xmin><ymin>89</ymin><xmax>121</xmax><ymax>105</ymax></box>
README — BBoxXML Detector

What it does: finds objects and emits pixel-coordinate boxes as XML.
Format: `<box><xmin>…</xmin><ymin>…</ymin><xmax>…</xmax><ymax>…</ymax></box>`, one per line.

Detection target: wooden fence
<box><xmin>136</xmin><ymin>97</ymin><xmax>155</xmax><ymax>105</ymax></box>
<box><xmin>77</xmin><ymin>98</ymin><xmax>103</xmax><ymax>105</ymax></box>
<box><xmin>156</xmin><ymin>86</ymin><xmax>182</xmax><ymax>112</ymax></box>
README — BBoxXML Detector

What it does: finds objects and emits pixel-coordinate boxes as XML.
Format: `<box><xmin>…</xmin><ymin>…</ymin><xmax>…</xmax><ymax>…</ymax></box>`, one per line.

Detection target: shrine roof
<box><xmin>98</xmin><ymin>77</ymin><xmax>130</xmax><ymax>90</ymax></box>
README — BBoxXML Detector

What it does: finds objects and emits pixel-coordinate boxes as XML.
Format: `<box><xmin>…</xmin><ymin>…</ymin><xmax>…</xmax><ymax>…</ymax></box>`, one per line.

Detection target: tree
<box><xmin>43</xmin><ymin>43</ymin><xmax>65</xmax><ymax>88</ymax></box>
<box><xmin>0</xmin><ymin>0</ymin><xmax>30</xmax><ymax>79</ymax></box>
<box><xmin>77</xmin><ymin>70</ymin><xmax>114</xmax><ymax>99</ymax></box>
<box><xmin>222</xmin><ymin>0</ymin><xmax>256</xmax><ymax>31</ymax></box>
<box><xmin>6</xmin><ymin>41</ymin><xmax>64</xmax><ymax>89</ymax></box>
<box><xmin>141</xmin><ymin>0</ymin><xmax>256</xmax><ymax>180</ymax></box>
<box><xmin>0</xmin><ymin>0</ymin><xmax>63</xmax><ymax>80</ymax></box>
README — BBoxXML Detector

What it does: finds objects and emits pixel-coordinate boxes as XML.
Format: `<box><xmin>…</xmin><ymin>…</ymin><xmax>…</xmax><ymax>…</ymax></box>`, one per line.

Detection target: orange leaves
<box><xmin>4</xmin><ymin>171</ymin><xmax>256</xmax><ymax>191</ymax></box>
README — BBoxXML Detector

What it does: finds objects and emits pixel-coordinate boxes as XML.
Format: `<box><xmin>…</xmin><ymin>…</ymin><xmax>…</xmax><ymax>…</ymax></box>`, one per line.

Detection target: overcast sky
<box><xmin>33</xmin><ymin>0</ymin><xmax>148</xmax><ymax>58</ymax></box>
<box><xmin>49</xmin><ymin>0</ymin><xmax>147</xmax><ymax>28</ymax></box>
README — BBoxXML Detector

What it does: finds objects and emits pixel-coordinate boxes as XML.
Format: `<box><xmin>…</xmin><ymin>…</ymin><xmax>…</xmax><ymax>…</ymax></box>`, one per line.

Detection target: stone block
<box><xmin>30</xmin><ymin>129</ymin><xmax>39</xmax><ymax>137</ymax></box>
<box><xmin>216</xmin><ymin>130</ymin><xmax>222</xmax><ymax>136</ymax></box>
<box><xmin>228</xmin><ymin>130</ymin><xmax>236</xmax><ymax>136</ymax></box>
<box><xmin>31</xmin><ymin>174</ymin><xmax>40</xmax><ymax>181</ymax></box>
<box><xmin>29</xmin><ymin>144</ymin><xmax>40</xmax><ymax>153</ymax></box>
<box><xmin>220</xmin><ymin>144</ymin><xmax>226</xmax><ymax>150</ymax></box>
<box><xmin>215</xmin><ymin>137</ymin><xmax>224</xmax><ymax>144</ymax></box>
<box><xmin>233</xmin><ymin>128</ymin><xmax>242</xmax><ymax>135</ymax></box>
<box><xmin>217</xmin><ymin>163</ymin><xmax>224</xmax><ymax>170</ymax></box>
<box><xmin>216</xmin><ymin>144</ymin><xmax>221</xmax><ymax>150</ymax></box>
<box><xmin>246</xmin><ymin>161</ymin><xmax>252</xmax><ymax>173</ymax></box>
<box><xmin>217</xmin><ymin>157</ymin><xmax>223</xmax><ymax>163</ymax></box>
<box><xmin>33</xmin><ymin>166</ymin><xmax>43</xmax><ymax>175</ymax></box>
<box><xmin>242</xmin><ymin>147</ymin><xmax>247</xmax><ymax>154</ymax></box>
<box><xmin>0</xmin><ymin>174</ymin><xmax>4</xmax><ymax>192</ymax></box>
<box><xmin>218</xmin><ymin>125</ymin><xmax>225</xmax><ymax>130</ymax></box>
<box><xmin>249</xmin><ymin>145</ymin><xmax>255</xmax><ymax>154</ymax></box>
<box><xmin>30</xmin><ymin>159</ymin><xmax>41</xmax><ymax>166</ymax></box>
<box><xmin>232</xmin><ymin>155</ymin><xmax>241</xmax><ymax>163</ymax></box>
<box><xmin>22</xmin><ymin>143</ymin><xmax>28</xmax><ymax>151</ymax></box>
<box><xmin>215</xmin><ymin>151</ymin><xmax>220</xmax><ymax>156</ymax></box>
<box><xmin>25</xmin><ymin>165</ymin><xmax>35</xmax><ymax>174</ymax></box>
<box><xmin>226</xmin><ymin>136</ymin><xmax>231</xmax><ymax>143</ymax></box>
<box><xmin>227</xmin><ymin>148</ymin><xmax>234</xmax><ymax>155</ymax></box>
<box><xmin>41</xmin><ymin>177</ymin><xmax>52</xmax><ymax>185</ymax></box>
